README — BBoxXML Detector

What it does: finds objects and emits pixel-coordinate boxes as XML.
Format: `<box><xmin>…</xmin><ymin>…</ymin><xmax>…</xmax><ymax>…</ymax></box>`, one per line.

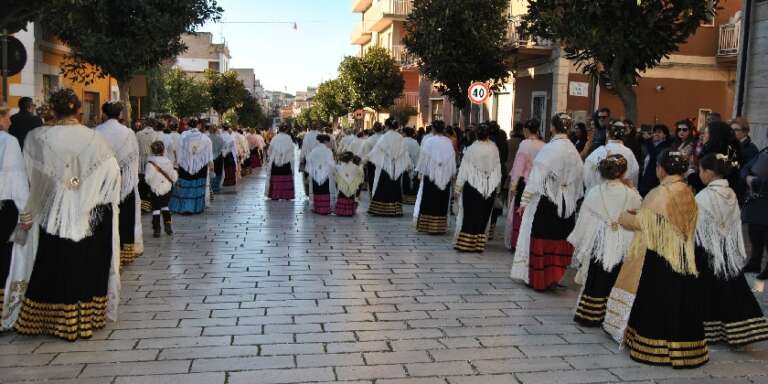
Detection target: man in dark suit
<box><xmin>9</xmin><ymin>97</ymin><xmax>43</xmax><ymax>150</ymax></box>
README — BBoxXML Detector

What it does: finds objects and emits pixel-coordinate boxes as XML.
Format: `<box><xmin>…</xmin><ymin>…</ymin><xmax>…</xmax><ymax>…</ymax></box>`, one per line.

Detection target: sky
<box><xmin>199</xmin><ymin>0</ymin><xmax>359</xmax><ymax>95</ymax></box>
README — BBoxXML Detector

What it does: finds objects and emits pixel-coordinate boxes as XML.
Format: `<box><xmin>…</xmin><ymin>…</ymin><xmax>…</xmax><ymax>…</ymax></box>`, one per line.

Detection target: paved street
<box><xmin>1</xmin><ymin>169</ymin><xmax>767</xmax><ymax>384</ymax></box>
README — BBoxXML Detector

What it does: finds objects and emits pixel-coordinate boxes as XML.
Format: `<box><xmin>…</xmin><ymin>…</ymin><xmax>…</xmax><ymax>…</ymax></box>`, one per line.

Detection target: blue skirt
<box><xmin>170</xmin><ymin>167</ymin><xmax>208</xmax><ymax>214</ymax></box>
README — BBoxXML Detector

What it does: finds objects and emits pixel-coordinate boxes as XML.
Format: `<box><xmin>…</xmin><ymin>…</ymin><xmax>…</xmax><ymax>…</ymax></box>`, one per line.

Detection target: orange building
<box><xmin>2</xmin><ymin>24</ymin><xmax>146</xmax><ymax>126</ymax></box>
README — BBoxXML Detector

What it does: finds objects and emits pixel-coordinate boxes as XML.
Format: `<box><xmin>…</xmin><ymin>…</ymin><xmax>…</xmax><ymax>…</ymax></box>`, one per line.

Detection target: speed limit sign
<box><xmin>468</xmin><ymin>82</ymin><xmax>491</xmax><ymax>105</ymax></box>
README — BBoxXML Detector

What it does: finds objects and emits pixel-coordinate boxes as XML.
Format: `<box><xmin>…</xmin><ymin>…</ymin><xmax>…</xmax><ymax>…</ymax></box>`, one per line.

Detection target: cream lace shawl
<box><xmin>95</xmin><ymin>119</ymin><xmax>139</xmax><ymax>200</ymax></box>
<box><xmin>306</xmin><ymin>145</ymin><xmax>336</xmax><ymax>185</ymax></box>
<box><xmin>456</xmin><ymin>140</ymin><xmax>501</xmax><ymax>198</ymax></box>
<box><xmin>0</xmin><ymin>132</ymin><xmax>29</xmax><ymax>211</ymax></box>
<box><xmin>177</xmin><ymin>129</ymin><xmax>213</xmax><ymax>174</ymax></box>
<box><xmin>695</xmin><ymin>179</ymin><xmax>747</xmax><ymax>279</ymax></box>
<box><xmin>416</xmin><ymin>135</ymin><xmax>456</xmax><ymax>191</ymax></box>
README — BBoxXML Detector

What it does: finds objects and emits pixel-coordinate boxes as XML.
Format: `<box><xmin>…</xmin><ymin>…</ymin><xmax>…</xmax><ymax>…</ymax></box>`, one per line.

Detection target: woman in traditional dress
<box><xmin>169</xmin><ymin>119</ymin><xmax>213</xmax><ymax>215</ymax></box>
<box><xmin>208</xmin><ymin>125</ymin><xmax>225</xmax><ymax>195</ymax></box>
<box><xmin>582</xmin><ymin>121</ymin><xmax>640</xmax><ymax>190</ymax></box>
<box><xmin>221</xmin><ymin>126</ymin><xmax>239</xmax><ymax>189</ymax></box>
<box><xmin>511</xmin><ymin>114</ymin><xmax>583</xmax><ymax>290</ymax></box>
<box><xmin>15</xmin><ymin>89</ymin><xmax>121</xmax><ymax>341</ymax></box>
<box><xmin>248</xmin><ymin>129</ymin><xmax>266</xmax><ymax>169</ymax></box>
<box><xmin>266</xmin><ymin>124</ymin><xmax>297</xmax><ymax>200</ymax></box>
<box><xmin>306</xmin><ymin>135</ymin><xmax>336</xmax><ymax>215</ymax></box>
<box><xmin>363</xmin><ymin>123</ymin><xmax>384</xmax><ymax>192</ymax></box>
<box><xmin>504</xmin><ymin>119</ymin><xmax>544</xmax><ymax>250</ymax></box>
<box><xmin>95</xmin><ymin>102</ymin><xmax>143</xmax><ymax>266</ymax></box>
<box><xmin>453</xmin><ymin>123</ymin><xmax>501</xmax><ymax>252</ymax></box>
<box><xmin>414</xmin><ymin>120</ymin><xmax>456</xmax><ymax>234</ymax></box>
<box><xmin>401</xmin><ymin>127</ymin><xmax>421</xmax><ymax>205</ymax></box>
<box><xmin>367</xmin><ymin>119</ymin><xmax>412</xmax><ymax>217</ymax></box>
<box><xmin>146</xmin><ymin>141</ymin><xmax>178</xmax><ymax>237</ymax></box>
<box><xmin>694</xmin><ymin>153</ymin><xmax>768</xmax><ymax>346</ymax></box>
<box><xmin>569</xmin><ymin>154</ymin><xmax>642</xmax><ymax>326</ymax></box>
<box><xmin>0</xmin><ymin>103</ymin><xmax>30</xmax><ymax>330</ymax></box>
<box><xmin>604</xmin><ymin>150</ymin><xmax>707</xmax><ymax>368</ymax></box>
<box><xmin>335</xmin><ymin>152</ymin><xmax>364</xmax><ymax>217</ymax></box>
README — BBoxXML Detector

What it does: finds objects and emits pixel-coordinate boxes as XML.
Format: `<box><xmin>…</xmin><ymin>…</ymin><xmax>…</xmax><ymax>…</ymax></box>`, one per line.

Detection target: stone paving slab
<box><xmin>1</xmin><ymin>169</ymin><xmax>767</xmax><ymax>383</ymax></box>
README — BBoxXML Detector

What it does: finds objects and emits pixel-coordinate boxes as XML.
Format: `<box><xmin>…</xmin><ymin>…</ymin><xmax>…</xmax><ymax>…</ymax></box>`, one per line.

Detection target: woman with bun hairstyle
<box><xmin>604</xmin><ymin>149</ymin><xmax>707</xmax><ymax>368</ymax></box>
<box><xmin>453</xmin><ymin>122</ymin><xmax>501</xmax><ymax>252</ymax></box>
<box><xmin>569</xmin><ymin>154</ymin><xmax>642</xmax><ymax>327</ymax></box>
<box><xmin>582</xmin><ymin>121</ymin><xmax>639</xmax><ymax>191</ymax></box>
<box><xmin>14</xmin><ymin>89</ymin><xmax>122</xmax><ymax>341</ymax></box>
<box><xmin>694</xmin><ymin>153</ymin><xmax>768</xmax><ymax>346</ymax></box>
<box><xmin>504</xmin><ymin>119</ymin><xmax>544</xmax><ymax>250</ymax></box>
<box><xmin>511</xmin><ymin>113</ymin><xmax>583</xmax><ymax>290</ymax></box>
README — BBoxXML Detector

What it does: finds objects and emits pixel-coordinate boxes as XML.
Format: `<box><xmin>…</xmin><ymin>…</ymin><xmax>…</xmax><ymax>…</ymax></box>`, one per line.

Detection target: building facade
<box><xmin>174</xmin><ymin>32</ymin><xmax>230</xmax><ymax>78</ymax></box>
<box><xmin>735</xmin><ymin>0</ymin><xmax>768</xmax><ymax>149</ymax></box>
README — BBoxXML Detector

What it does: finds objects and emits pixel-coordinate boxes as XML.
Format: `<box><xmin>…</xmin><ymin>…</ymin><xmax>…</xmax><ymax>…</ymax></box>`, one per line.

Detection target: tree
<box><xmin>389</xmin><ymin>105</ymin><xmax>418</xmax><ymax>126</ymax></box>
<box><xmin>313</xmin><ymin>79</ymin><xmax>351</xmax><ymax>126</ymax></box>
<box><xmin>163</xmin><ymin>68</ymin><xmax>210</xmax><ymax>118</ymax></box>
<box><xmin>236</xmin><ymin>93</ymin><xmax>266</xmax><ymax>128</ymax></box>
<box><xmin>338</xmin><ymin>46</ymin><xmax>404</xmax><ymax>114</ymax></box>
<box><xmin>206</xmin><ymin>70</ymin><xmax>248</xmax><ymax>118</ymax></box>
<box><xmin>404</xmin><ymin>0</ymin><xmax>509</xmax><ymax>126</ymax></box>
<box><xmin>2</xmin><ymin>1</ymin><xmax>46</xmax><ymax>34</ymax></box>
<box><xmin>524</xmin><ymin>0</ymin><xmax>711</xmax><ymax>122</ymax></box>
<box><xmin>39</xmin><ymin>0</ymin><xmax>222</xmax><ymax>121</ymax></box>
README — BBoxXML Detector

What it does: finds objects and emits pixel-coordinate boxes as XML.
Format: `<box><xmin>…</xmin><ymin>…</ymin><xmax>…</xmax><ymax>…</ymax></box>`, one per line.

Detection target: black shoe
<box><xmin>152</xmin><ymin>215</ymin><xmax>161</xmax><ymax>238</ymax></box>
<box><xmin>757</xmin><ymin>269</ymin><xmax>768</xmax><ymax>280</ymax></box>
<box><xmin>162</xmin><ymin>211</ymin><xmax>173</xmax><ymax>235</ymax></box>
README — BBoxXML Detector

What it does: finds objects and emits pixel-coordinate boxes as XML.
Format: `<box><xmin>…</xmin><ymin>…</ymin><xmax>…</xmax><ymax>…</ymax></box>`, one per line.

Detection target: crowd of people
<box><xmin>1</xmin><ymin>88</ymin><xmax>767</xmax><ymax>370</ymax></box>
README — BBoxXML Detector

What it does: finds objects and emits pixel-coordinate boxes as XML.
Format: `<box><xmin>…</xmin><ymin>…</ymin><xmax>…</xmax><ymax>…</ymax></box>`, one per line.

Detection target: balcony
<box><xmin>394</xmin><ymin>92</ymin><xmax>419</xmax><ymax>109</ymax></box>
<box><xmin>351</xmin><ymin>22</ymin><xmax>372</xmax><ymax>45</ymax></box>
<box><xmin>366</xmin><ymin>0</ymin><xmax>414</xmax><ymax>33</ymax></box>
<box><xmin>717</xmin><ymin>21</ymin><xmax>741</xmax><ymax>63</ymax></box>
<box><xmin>390</xmin><ymin>44</ymin><xmax>416</xmax><ymax>67</ymax></box>
<box><xmin>352</xmin><ymin>0</ymin><xmax>373</xmax><ymax>12</ymax></box>
<box><xmin>504</xmin><ymin>15</ymin><xmax>553</xmax><ymax>63</ymax></box>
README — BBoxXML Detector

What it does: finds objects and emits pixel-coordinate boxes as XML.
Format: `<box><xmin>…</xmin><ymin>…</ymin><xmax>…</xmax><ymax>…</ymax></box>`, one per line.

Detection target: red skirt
<box><xmin>223</xmin><ymin>154</ymin><xmax>237</xmax><ymax>186</ymax></box>
<box><xmin>268</xmin><ymin>175</ymin><xmax>295</xmax><ymax>200</ymax></box>
<box><xmin>335</xmin><ymin>195</ymin><xmax>357</xmax><ymax>217</ymax></box>
<box><xmin>529</xmin><ymin>238</ymin><xmax>573</xmax><ymax>290</ymax></box>
<box><xmin>313</xmin><ymin>194</ymin><xmax>332</xmax><ymax>215</ymax></box>
<box><xmin>250</xmin><ymin>149</ymin><xmax>262</xmax><ymax>168</ymax></box>
<box><xmin>509</xmin><ymin>209</ymin><xmax>523</xmax><ymax>248</ymax></box>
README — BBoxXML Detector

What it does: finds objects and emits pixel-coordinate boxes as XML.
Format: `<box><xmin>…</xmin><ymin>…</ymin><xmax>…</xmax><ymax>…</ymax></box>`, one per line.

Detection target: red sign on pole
<box><xmin>468</xmin><ymin>82</ymin><xmax>491</xmax><ymax>105</ymax></box>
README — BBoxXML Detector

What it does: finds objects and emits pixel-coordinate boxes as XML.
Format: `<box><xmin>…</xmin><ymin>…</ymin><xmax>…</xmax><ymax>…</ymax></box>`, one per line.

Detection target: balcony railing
<box><xmin>506</xmin><ymin>15</ymin><xmax>552</xmax><ymax>49</ymax></box>
<box><xmin>394</xmin><ymin>92</ymin><xmax>419</xmax><ymax>109</ymax></box>
<box><xmin>366</xmin><ymin>0</ymin><xmax>414</xmax><ymax>32</ymax></box>
<box><xmin>391</xmin><ymin>44</ymin><xmax>416</xmax><ymax>67</ymax></box>
<box><xmin>718</xmin><ymin>21</ymin><xmax>741</xmax><ymax>57</ymax></box>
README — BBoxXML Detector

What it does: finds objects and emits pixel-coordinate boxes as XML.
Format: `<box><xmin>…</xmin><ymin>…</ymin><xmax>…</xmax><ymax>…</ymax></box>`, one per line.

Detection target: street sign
<box><xmin>468</xmin><ymin>82</ymin><xmax>491</xmax><ymax>105</ymax></box>
<box><xmin>354</xmin><ymin>109</ymin><xmax>364</xmax><ymax>119</ymax></box>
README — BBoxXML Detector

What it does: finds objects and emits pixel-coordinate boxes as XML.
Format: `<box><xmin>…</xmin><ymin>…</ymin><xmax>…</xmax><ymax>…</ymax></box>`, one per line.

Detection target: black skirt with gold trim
<box><xmin>625</xmin><ymin>250</ymin><xmax>708</xmax><ymax>368</ymax></box>
<box><xmin>696</xmin><ymin>246</ymin><xmax>768</xmax><ymax>347</ymax></box>
<box><xmin>368</xmin><ymin>171</ymin><xmax>403</xmax><ymax>217</ymax></box>
<box><xmin>416</xmin><ymin>178</ymin><xmax>451</xmax><ymax>234</ymax></box>
<box><xmin>0</xmin><ymin>200</ymin><xmax>19</xmax><ymax>305</ymax></box>
<box><xmin>15</xmin><ymin>204</ymin><xmax>114</xmax><ymax>342</ymax></box>
<box><xmin>574</xmin><ymin>259</ymin><xmax>621</xmax><ymax>327</ymax></box>
<box><xmin>118</xmin><ymin>191</ymin><xmax>138</xmax><ymax>266</ymax></box>
<box><xmin>454</xmin><ymin>185</ymin><xmax>495</xmax><ymax>253</ymax></box>
<box><xmin>402</xmin><ymin>173</ymin><xmax>419</xmax><ymax>205</ymax></box>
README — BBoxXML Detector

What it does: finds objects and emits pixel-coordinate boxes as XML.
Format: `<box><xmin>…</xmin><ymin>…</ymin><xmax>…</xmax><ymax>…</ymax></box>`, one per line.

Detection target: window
<box><xmin>702</xmin><ymin>0</ymin><xmax>715</xmax><ymax>26</ymax></box>
<box><xmin>42</xmin><ymin>75</ymin><xmax>60</xmax><ymax>98</ymax></box>
<box><xmin>531</xmin><ymin>91</ymin><xmax>548</xmax><ymax>137</ymax></box>
<box><xmin>697</xmin><ymin>108</ymin><xmax>713</xmax><ymax>131</ymax></box>
<box><xmin>208</xmin><ymin>61</ymin><xmax>220</xmax><ymax>72</ymax></box>
<box><xmin>82</xmin><ymin>92</ymin><xmax>100</xmax><ymax>127</ymax></box>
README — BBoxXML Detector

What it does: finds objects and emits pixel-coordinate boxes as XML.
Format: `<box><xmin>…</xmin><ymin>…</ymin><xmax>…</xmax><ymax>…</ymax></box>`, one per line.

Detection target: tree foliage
<box><xmin>338</xmin><ymin>46</ymin><xmax>404</xmax><ymax>112</ymax></box>
<box><xmin>389</xmin><ymin>105</ymin><xmax>418</xmax><ymax>126</ymax></box>
<box><xmin>236</xmin><ymin>93</ymin><xmax>266</xmax><ymax>128</ymax></box>
<box><xmin>2</xmin><ymin>0</ymin><xmax>45</xmax><ymax>34</ymax></box>
<box><xmin>404</xmin><ymin>0</ymin><xmax>509</xmax><ymax>110</ymax></box>
<box><xmin>205</xmin><ymin>70</ymin><xmax>248</xmax><ymax>117</ymax></box>
<box><xmin>313</xmin><ymin>79</ymin><xmax>351</xmax><ymax>122</ymax></box>
<box><xmin>524</xmin><ymin>0</ymin><xmax>712</xmax><ymax>122</ymax></box>
<box><xmin>163</xmin><ymin>68</ymin><xmax>210</xmax><ymax>118</ymax></box>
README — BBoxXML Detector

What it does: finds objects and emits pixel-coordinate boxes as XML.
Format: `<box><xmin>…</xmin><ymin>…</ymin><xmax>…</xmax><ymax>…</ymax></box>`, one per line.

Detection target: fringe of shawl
<box><xmin>510</xmin><ymin>194</ymin><xmax>541</xmax><ymax>284</ymax></box>
<box><xmin>178</xmin><ymin>132</ymin><xmax>213</xmax><ymax>174</ymax></box>
<box><xmin>336</xmin><ymin>164</ymin><xmax>363</xmax><ymax>198</ymax></box>
<box><xmin>118</xmin><ymin>153</ymin><xmax>139</xmax><ymax>201</ymax></box>
<box><xmin>268</xmin><ymin>134</ymin><xmax>295</xmax><ymax>167</ymax></box>
<box><xmin>0</xmin><ymin>169</ymin><xmax>29</xmax><ymax>211</ymax></box>
<box><xmin>568</xmin><ymin>209</ymin><xmax>634</xmax><ymax>284</ymax></box>
<box><xmin>637</xmin><ymin>208</ymin><xmax>698</xmax><ymax>276</ymax></box>
<box><xmin>415</xmin><ymin>139</ymin><xmax>456</xmax><ymax>191</ymax></box>
<box><xmin>145</xmin><ymin>160</ymin><xmax>176</xmax><ymax>196</ymax></box>
<box><xmin>368</xmin><ymin>133</ymin><xmax>412</xmax><ymax>181</ymax></box>
<box><xmin>525</xmin><ymin>167</ymin><xmax>582</xmax><ymax>218</ymax></box>
<box><xmin>696</xmin><ymin>211</ymin><xmax>747</xmax><ymax>280</ymax></box>
<box><xmin>26</xmin><ymin>157</ymin><xmax>121</xmax><ymax>242</ymax></box>
<box><xmin>306</xmin><ymin>147</ymin><xmax>335</xmax><ymax>185</ymax></box>
<box><xmin>456</xmin><ymin>159</ymin><xmax>501</xmax><ymax>199</ymax></box>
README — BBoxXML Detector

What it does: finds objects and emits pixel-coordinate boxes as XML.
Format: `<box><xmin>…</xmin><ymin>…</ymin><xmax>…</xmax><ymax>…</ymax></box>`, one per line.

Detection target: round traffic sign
<box><xmin>0</xmin><ymin>36</ymin><xmax>27</xmax><ymax>77</ymax></box>
<box><xmin>468</xmin><ymin>82</ymin><xmax>491</xmax><ymax>105</ymax></box>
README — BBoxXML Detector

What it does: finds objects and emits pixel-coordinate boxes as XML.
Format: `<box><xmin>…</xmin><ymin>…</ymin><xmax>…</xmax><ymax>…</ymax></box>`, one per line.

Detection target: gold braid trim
<box><xmin>636</xmin><ymin>208</ymin><xmax>698</xmax><ymax>276</ymax></box>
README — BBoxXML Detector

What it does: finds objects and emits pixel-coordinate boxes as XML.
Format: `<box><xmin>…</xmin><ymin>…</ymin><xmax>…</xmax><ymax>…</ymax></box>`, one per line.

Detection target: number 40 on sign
<box><xmin>468</xmin><ymin>82</ymin><xmax>491</xmax><ymax>105</ymax></box>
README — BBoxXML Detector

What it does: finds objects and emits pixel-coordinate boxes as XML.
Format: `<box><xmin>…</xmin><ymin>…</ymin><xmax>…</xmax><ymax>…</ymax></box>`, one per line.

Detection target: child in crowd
<box><xmin>145</xmin><ymin>141</ymin><xmax>178</xmax><ymax>237</ymax></box>
<box><xmin>335</xmin><ymin>152</ymin><xmax>364</xmax><ymax>217</ymax></box>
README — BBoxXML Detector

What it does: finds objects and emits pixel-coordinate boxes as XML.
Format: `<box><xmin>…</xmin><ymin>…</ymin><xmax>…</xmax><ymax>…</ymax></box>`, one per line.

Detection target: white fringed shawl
<box><xmin>404</xmin><ymin>137</ymin><xmax>420</xmax><ymax>174</ymax></box>
<box><xmin>145</xmin><ymin>156</ymin><xmax>178</xmax><ymax>196</ymax></box>
<box><xmin>368</xmin><ymin>130</ymin><xmax>413</xmax><ymax>197</ymax></box>
<box><xmin>336</xmin><ymin>162</ymin><xmax>364</xmax><ymax>198</ymax></box>
<box><xmin>416</xmin><ymin>135</ymin><xmax>456</xmax><ymax>190</ymax></box>
<box><xmin>583</xmin><ymin>141</ymin><xmax>640</xmax><ymax>191</ymax></box>
<box><xmin>306</xmin><ymin>145</ymin><xmax>336</xmax><ymax>185</ymax></box>
<box><xmin>0</xmin><ymin>132</ymin><xmax>29</xmax><ymax>212</ymax></box>
<box><xmin>265</xmin><ymin>133</ymin><xmax>296</xmax><ymax>198</ymax></box>
<box><xmin>568</xmin><ymin>181</ymin><xmax>642</xmax><ymax>284</ymax></box>
<box><xmin>695</xmin><ymin>179</ymin><xmax>747</xmax><ymax>279</ymax></box>
<box><xmin>23</xmin><ymin>124</ymin><xmax>121</xmax><ymax>242</ymax></box>
<box><xmin>300</xmin><ymin>130</ymin><xmax>320</xmax><ymax>165</ymax></box>
<box><xmin>362</xmin><ymin>133</ymin><xmax>383</xmax><ymax>160</ymax></box>
<box><xmin>525</xmin><ymin>135</ymin><xmax>584</xmax><ymax>218</ymax></box>
<box><xmin>456</xmin><ymin>140</ymin><xmax>501</xmax><ymax>198</ymax></box>
<box><xmin>177</xmin><ymin>129</ymin><xmax>213</xmax><ymax>174</ymax></box>
<box><xmin>136</xmin><ymin>127</ymin><xmax>160</xmax><ymax>169</ymax></box>
<box><xmin>95</xmin><ymin>119</ymin><xmax>140</xmax><ymax>200</ymax></box>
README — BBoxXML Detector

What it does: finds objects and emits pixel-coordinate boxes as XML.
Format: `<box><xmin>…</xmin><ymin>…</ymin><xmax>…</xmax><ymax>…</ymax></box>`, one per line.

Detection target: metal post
<box><xmin>1</xmin><ymin>30</ymin><xmax>8</xmax><ymax>103</ymax></box>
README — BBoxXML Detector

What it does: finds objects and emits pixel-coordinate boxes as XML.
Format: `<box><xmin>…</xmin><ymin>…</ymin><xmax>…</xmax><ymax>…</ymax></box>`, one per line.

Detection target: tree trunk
<box><xmin>608</xmin><ymin>64</ymin><xmax>638</xmax><ymax>124</ymax></box>
<box><xmin>118</xmin><ymin>79</ymin><xmax>132</xmax><ymax>126</ymax></box>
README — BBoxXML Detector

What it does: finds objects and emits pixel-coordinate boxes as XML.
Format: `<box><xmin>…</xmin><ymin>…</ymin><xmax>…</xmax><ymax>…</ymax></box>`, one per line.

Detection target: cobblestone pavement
<box><xmin>2</xmin><ymin>169</ymin><xmax>767</xmax><ymax>384</ymax></box>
